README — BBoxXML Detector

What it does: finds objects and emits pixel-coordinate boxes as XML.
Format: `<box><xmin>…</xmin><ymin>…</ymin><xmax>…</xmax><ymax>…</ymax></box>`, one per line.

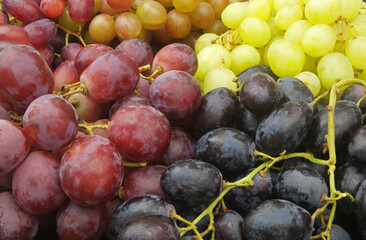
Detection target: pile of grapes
<box><xmin>1</xmin><ymin>0</ymin><xmax>366</xmax><ymax>239</ymax></box>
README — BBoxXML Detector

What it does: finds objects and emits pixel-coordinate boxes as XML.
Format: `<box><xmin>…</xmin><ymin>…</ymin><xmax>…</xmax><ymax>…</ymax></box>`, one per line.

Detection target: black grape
<box><xmin>356</xmin><ymin>180</ymin><xmax>366</xmax><ymax>232</ymax></box>
<box><xmin>276</xmin><ymin>77</ymin><xmax>314</xmax><ymax>104</ymax></box>
<box><xmin>348</xmin><ymin>125</ymin><xmax>366</xmax><ymax>167</ymax></box>
<box><xmin>282</xmin><ymin>157</ymin><xmax>329</xmax><ymax>181</ymax></box>
<box><xmin>236</xmin><ymin>103</ymin><xmax>266</xmax><ymax>138</ymax></box>
<box><xmin>237</xmin><ymin>64</ymin><xmax>278</xmax><ymax>85</ymax></box>
<box><xmin>339</xmin><ymin>84</ymin><xmax>366</xmax><ymax>114</ymax></box>
<box><xmin>214</xmin><ymin>210</ymin><xmax>245</xmax><ymax>240</ymax></box>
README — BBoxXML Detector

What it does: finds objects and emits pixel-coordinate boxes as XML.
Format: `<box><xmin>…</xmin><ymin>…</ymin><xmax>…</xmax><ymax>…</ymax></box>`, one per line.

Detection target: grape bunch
<box><xmin>0</xmin><ymin>0</ymin><xmax>366</xmax><ymax>240</ymax></box>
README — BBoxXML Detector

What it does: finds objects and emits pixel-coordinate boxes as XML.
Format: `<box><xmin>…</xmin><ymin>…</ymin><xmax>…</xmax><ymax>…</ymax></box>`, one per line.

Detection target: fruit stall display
<box><xmin>1</xmin><ymin>0</ymin><xmax>366</xmax><ymax>239</ymax></box>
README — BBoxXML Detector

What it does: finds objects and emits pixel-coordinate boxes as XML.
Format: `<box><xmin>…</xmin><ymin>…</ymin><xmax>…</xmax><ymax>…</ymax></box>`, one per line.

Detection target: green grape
<box><xmin>358</xmin><ymin>69</ymin><xmax>366</xmax><ymax>81</ymax></box>
<box><xmin>347</xmin><ymin>14</ymin><xmax>366</xmax><ymax>38</ymax></box>
<box><xmin>221</xmin><ymin>2</ymin><xmax>248</xmax><ymax>29</ymax></box>
<box><xmin>346</xmin><ymin>37</ymin><xmax>366</xmax><ymax>70</ymax></box>
<box><xmin>136</xmin><ymin>0</ymin><xmax>167</xmax><ymax>30</ymax></box>
<box><xmin>221</xmin><ymin>30</ymin><xmax>243</xmax><ymax>46</ymax></box>
<box><xmin>239</xmin><ymin>17</ymin><xmax>271</xmax><ymax>48</ymax></box>
<box><xmin>203</xmin><ymin>19</ymin><xmax>227</xmax><ymax>35</ymax></box>
<box><xmin>275</xmin><ymin>4</ymin><xmax>303</xmax><ymax>30</ymax></box>
<box><xmin>332</xmin><ymin>20</ymin><xmax>346</xmax><ymax>53</ymax></box>
<box><xmin>195</xmin><ymin>33</ymin><xmax>220</xmax><ymax>54</ymax></box>
<box><xmin>195</xmin><ymin>44</ymin><xmax>232</xmax><ymax>82</ymax></box>
<box><xmin>230</xmin><ymin>44</ymin><xmax>261</xmax><ymax>75</ymax></box>
<box><xmin>274</xmin><ymin>0</ymin><xmax>303</xmax><ymax>12</ymax></box>
<box><xmin>267</xmin><ymin>15</ymin><xmax>285</xmax><ymax>39</ymax></box>
<box><xmin>340</xmin><ymin>0</ymin><xmax>362</xmax><ymax>21</ymax></box>
<box><xmin>302</xmin><ymin>54</ymin><xmax>318</xmax><ymax>73</ymax></box>
<box><xmin>257</xmin><ymin>47</ymin><xmax>265</xmax><ymax>64</ymax></box>
<box><xmin>265</xmin><ymin>0</ymin><xmax>275</xmax><ymax>11</ymax></box>
<box><xmin>247</xmin><ymin>0</ymin><xmax>271</xmax><ymax>21</ymax></box>
<box><xmin>302</xmin><ymin>0</ymin><xmax>310</xmax><ymax>3</ymax></box>
<box><xmin>59</xmin><ymin>7</ymin><xmax>85</xmax><ymax>32</ymax></box>
<box><xmin>301</xmin><ymin>24</ymin><xmax>337</xmax><ymax>57</ymax></box>
<box><xmin>284</xmin><ymin>20</ymin><xmax>312</xmax><ymax>44</ymax></box>
<box><xmin>304</xmin><ymin>0</ymin><xmax>341</xmax><ymax>25</ymax></box>
<box><xmin>267</xmin><ymin>38</ymin><xmax>305</xmax><ymax>77</ymax></box>
<box><xmin>294</xmin><ymin>71</ymin><xmax>321</xmax><ymax>96</ymax></box>
<box><xmin>263</xmin><ymin>36</ymin><xmax>283</xmax><ymax>65</ymax></box>
<box><xmin>203</xmin><ymin>67</ymin><xmax>238</xmax><ymax>94</ymax></box>
<box><xmin>317</xmin><ymin>52</ymin><xmax>354</xmax><ymax>89</ymax></box>
<box><xmin>195</xmin><ymin>76</ymin><xmax>204</xmax><ymax>91</ymax></box>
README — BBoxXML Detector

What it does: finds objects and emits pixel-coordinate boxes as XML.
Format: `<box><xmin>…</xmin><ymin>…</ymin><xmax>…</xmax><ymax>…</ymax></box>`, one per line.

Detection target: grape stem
<box><xmin>54</xmin><ymin>81</ymin><xmax>88</xmax><ymax>100</ymax></box>
<box><xmin>140</xmin><ymin>65</ymin><xmax>163</xmax><ymax>82</ymax></box>
<box><xmin>56</xmin><ymin>24</ymin><xmax>87</xmax><ymax>47</ymax></box>
<box><xmin>7</xmin><ymin>111</ymin><xmax>23</xmax><ymax>126</ymax></box>
<box><xmin>78</xmin><ymin>120</ymin><xmax>109</xmax><ymax>135</ymax></box>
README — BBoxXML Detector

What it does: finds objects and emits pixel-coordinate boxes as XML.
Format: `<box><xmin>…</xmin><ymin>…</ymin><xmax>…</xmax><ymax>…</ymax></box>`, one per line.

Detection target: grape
<box><xmin>150</xmin><ymin>70</ymin><xmax>202</xmax><ymax>120</ymax></box>
<box><xmin>173</xmin><ymin>0</ymin><xmax>197</xmax><ymax>13</ymax></box>
<box><xmin>35</xmin><ymin>44</ymin><xmax>54</xmax><ymax>66</ymax></box>
<box><xmin>221</xmin><ymin>2</ymin><xmax>248</xmax><ymax>29</ymax></box>
<box><xmin>256</xmin><ymin>100</ymin><xmax>313</xmax><ymax>156</ymax></box>
<box><xmin>339</xmin><ymin>84</ymin><xmax>366</xmax><ymax>113</ymax></box>
<box><xmin>195</xmin><ymin>127</ymin><xmax>256</xmax><ymax>177</ymax></box>
<box><xmin>203</xmin><ymin>20</ymin><xmax>226</xmax><ymax>35</ymax></box>
<box><xmin>115</xmin><ymin>12</ymin><xmax>142</xmax><ymax>40</ymax></box>
<box><xmin>247</xmin><ymin>0</ymin><xmax>271</xmax><ymax>21</ymax></box>
<box><xmin>68</xmin><ymin>93</ymin><xmax>109</xmax><ymax>122</ymax></box>
<box><xmin>0</xmin><ymin>106</ymin><xmax>10</xmax><ymax>121</ymax></box>
<box><xmin>24</xmin><ymin>19</ymin><xmax>57</xmax><ymax>48</ymax></box>
<box><xmin>240</xmin><ymin>73</ymin><xmax>280</xmax><ymax>115</ymax></box>
<box><xmin>108</xmin><ymin>195</ymin><xmax>176</xmax><ymax>240</ymax></box>
<box><xmin>0</xmin><ymin>10</ymin><xmax>9</xmax><ymax>26</ymax></box>
<box><xmin>194</xmin><ymin>33</ymin><xmax>219</xmax><ymax>54</ymax></box>
<box><xmin>230</xmin><ymin>44</ymin><xmax>261</xmax><ymax>76</ymax></box>
<box><xmin>348</xmin><ymin>126</ymin><xmax>366</xmax><ymax>166</ymax></box>
<box><xmin>302</xmin><ymin>54</ymin><xmax>319</xmax><ymax>73</ymax></box>
<box><xmin>40</xmin><ymin>0</ymin><xmax>64</xmax><ymax>19</ymax></box>
<box><xmin>60</xmin><ymin>135</ymin><xmax>124</xmax><ymax>206</ymax></box>
<box><xmin>152</xmin><ymin>43</ymin><xmax>198</xmax><ymax>76</ymax></box>
<box><xmin>61</xmin><ymin>43</ymin><xmax>83</xmax><ymax>62</ymax></box>
<box><xmin>23</xmin><ymin>94</ymin><xmax>79</xmax><ymax>151</ymax></box>
<box><xmin>152</xmin><ymin>25</ymin><xmax>174</xmax><ymax>44</ymax></box>
<box><xmin>89</xmin><ymin>13</ymin><xmax>116</xmax><ymax>43</ymax></box>
<box><xmin>107</xmin><ymin>0</ymin><xmax>134</xmax><ymax>11</ymax></box>
<box><xmin>304</xmin><ymin>0</ymin><xmax>341</xmax><ymax>25</ymax></box>
<box><xmin>68</xmin><ymin>0</ymin><xmax>94</xmax><ymax>23</ymax></box>
<box><xmin>267</xmin><ymin>15</ymin><xmax>285</xmax><ymax>39</ymax></box>
<box><xmin>0</xmin><ymin>25</ymin><xmax>30</xmax><ymax>45</ymax></box>
<box><xmin>59</xmin><ymin>7</ymin><xmax>85</xmax><ymax>32</ymax></box>
<box><xmin>239</xmin><ymin>17</ymin><xmax>271</xmax><ymax>48</ymax></box>
<box><xmin>80</xmin><ymin>50</ymin><xmax>139</xmax><ymax>103</ymax></box>
<box><xmin>224</xmin><ymin>169</ymin><xmax>273</xmax><ymax>215</ymax></box>
<box><xmin>273</xmin><ymin>0</ymin><xmax>302</xmax><ymax>12</ymax></box>
<box><xmin>183</xmin><ymin>31</ymin><xmax>202</xmax><ymax>49</ymax></box>
<box><xmin>193</xmin><ymin>87</ymin><xmax>238</xmax><ymax>137</ymax></box>
<box><xmin>195</xmin><ymin>44</ymin><xmax>231</xmax><ymax>81</ymax></box>
<box><xmin>160</xmin><ymin>159</ymin><xmax>222</xmax><ymax>206</ymax></box>
<box><xmin>243</xmin><ymin>199</ymin><xmax>313</xmax><ymax>240</ymax></box>
<box><xmin>317</xmin><ymin>52</ymin><xmax>354</xmax><ymax>90</ymax></box>
<box><xmin>275</xmin><ymin>168</ymin><xmax>329</xmax><ymax>212</ymax></box>
<box><xmin>267</xmin><ymin>39</ymin><xmax>305</xmax><ymax>77</ymax></box>
<box><xmin>207</xmin><ymin>0</ymin><xmax>230</xmax><ymax>19</ymax></box>
<box><xmin>237</xmin><ymin>64</ymin><xmax>278</xmax><ymax>84</ymax></box>
<box><xmin>53</xmin><ymin>61</ymin><xmax>80</xmax><ymax>92</ymax></box>
<box><xmin>12</xmin><ymin>151</ymin><xmax>67</xmax><ymax>214</ymax></box>
<box><xmin>0</xmin><ymin>45</ymin><xmax>54</xmax><ymax>110</ymax></box>
<box><xmin>155</xmin><ymin>128</ymin><xmax>195</xmax><ymax>166</ymax></box>
<box><xmin>214</xmin><ymin>210</ymin><xmax>245</xmax><ymax>240</ymax></box>
<box><xmin>156</xmin><ymin>0</ymin><xmax>173</xmax><ymax>7</ymax></box>
<box><xmin>285</xmin><ymin>20</ymin><xmax>313</xmax><ymax>45</ymax></box>
<box><xmin>165</xmin><ymin>10</ymin><xmax>191</xmax><ymax>39</ymax></box>
<box><xmin>340</xmin><ymin>0</ymin><xmax>362</xmax><ymax>21</ymax></box>
<box><xmin>136</xmin><ymin>0</ymin><xmax>167</xmax><ymax>30</ymax></box>
<box><xmin>282</xmin><ymin>157</ymin><xmax>329</xmax><ymax>180</ymax></box>
<box><xmin>74</xmin><ymin>44</ymin><xmax>113</xmax><ymax>75</ymax></box>
<box><xmin>117</xmin><ymin>215</ymin><xmax>180</xmax><ymax>240</ymax></box>
<box><xmin>275</xmin><ymin>4</ymin><xmax>303</xmax><ymax>30</ymax></box>
<box><xmin>124</xmin><ymin>165</ymin><xmax>168</xmax><ymax>201</ymax></box>
<box><xmin>108</xmin><ymin>105</ymin><xmax>171</xmax><ymax>162</ymax></box>
<box><xmin>56</xmin><ymin>201</ymin><xmax>107</xmax><ymax>240</ymax></box>
<box><xmin>2</xmin><ymin>0</ymin><xmax>42</xmax><ymax>24</ymax></box>
<box><xmin>346</xmin><ymin>36</ymin><xmax>366</xmax><ymax>70</ymax></box>
<box><xmin>100</xmin><ymin>0</ymin><xmax>119</xmax><ymax>15</ymax></box>
<box><xmin>308</xmin><ymin>101</ymin><xmax>363</xmax><ymax>157</ymax></box>
<box><xmin>236</xmin><ymin>103</ymin><xmax>267</xmax><ymax>138</ymax></box>
<box><xmin>109</xmin><ymin>94</ymin><xmax>151</xmax><ymax>118</ymax></box>
<box><xmin>0</xmin><ymin>120</ymin><xmax>30</xmax><ymax>175</ymax></box>
<box><xmin>347</xmin><ymin>14</ymin><xmax>366</xmax><ymax>38</ymax></box>
<box><xmin>115</xmin><ymin>39</ymin><xmax>153</xmax><ymax>68</ymax></box>
<box><xmin>301</xmin><ymin>24</ymin><xmax>337</xmax><ymax>57</ymax></box>
<box><xmin>0</xmin><ymin>192</ymin><xmax>38</xmax><ymax>240</ymax></box>
<box><xmin>189</xmin><ymin>2</ymin><xmax>215</xmax><ymax>29</ymax></box>
<box><xmin>277</xmin><ymin>77</ymin><xmax>314</xmax><ymax>104</ymax></box>
<box><xmin>203</xmin><ymin>67</ymin><xmax>238</xmax><ymax>94</ymax></box>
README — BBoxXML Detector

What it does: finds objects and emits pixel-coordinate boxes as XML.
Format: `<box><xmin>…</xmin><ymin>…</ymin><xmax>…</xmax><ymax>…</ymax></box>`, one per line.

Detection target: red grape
<box><xmin>68</xmin><ymin>0</ymin><xmax>94</xmax><ymax>23</ymax></box>
<box><xmin>2</xmin><ymin>0</ymin><xmax>42</xmax><ymax>24</ymax></box>
<box><xmin>23</xmin><ymin>94</ymin><xmax>79</xmax><ymax>151</ymax></box>
<box><xmin>0</xmin><ymin>192</ymin><xmax>38</xmax><ymax>240</ymax></box>
<box><xmin>0</xmin><ymin>120</ymin><xmax>30</xmax><ymax>175</ymax></box>
<box><xmin>135</xmin><ymin>77</ymin><xmax>151</xmax><ymax>99</ymax></box>
<box><xmin>40</xmin><ymin>0</ymin><xmax>65</xmax><ymax>19</ymax></box>
<box><xmin>0</xmin><ymin>25</ymin><xmax>30</xmax><ymax>45</ymax></box>
<box><xmin>0</xmin><ymin>106</ymin><xmax>10</xmax><ymax>120</ymax></box>
<box><xmin>115</xmin><ymin>38</ymin><xmax>153</xmax><ymax>67</ymax></box>
<box><xmin>59</xmin><ymin>135</ymin><xmax>124</xmax><ymax>206</ymax></box>
<box><xmin>12</xmin><ymin>151</ymin><xmax>67</xmax><ymax>214</ymax></box>
<box><xmin>107</xmin><ymin>0</ymin><xmax>134</xmax><ymax>11</ymax></box>
<box><xmin>53</xmin><ymin>60</ymin><xmax>80</xmax><ymax>92</ymax></box>
<box><xmin>109</xmin><ymin>94</ymin><xmax>152</xmax><ymax>118</ymax></box>
<box><xmin>151</xmin><ymin>43</ymin><xmax>198</xmax><ymax>75</ymax></box>
<box><xmin>123</xmin><ymin>165</ymin><xmax>167</xmax><ymax>201</ymax></box>
<box><xmin>56</xmin><ymin>200</ymin><xmax>107</xmax><ymax>240</ymax></box>
<box><xmin>108</xmin><ymin>105</ymin><xmax>171</xmax><ymax>162</ymax></box>
<box><xmin>80</xmin><ymin>50</ymin><xmax>140</xmax><ymax>103</ymax></box>
<box><xmin>74</xmin><ymin>43</ymin><xmax>113</xmax><ymax>75</ymax></box>
<box><xmin>0</xmin><ymin>45</ymin><xmax>54</xmax><ymax>109</ymax></box>
<box><xmin>61</xmin><ymin>42</ymin><xmax>83</xmax><ymax>62</ymax></box>
<box><xmin>91</xmin><ymin>119</ymin><xmax>109</xmax><ymax>138</ymax></box>
<box><xmin>68</xmin><ymin>93</ymin><xmax>109</xmax><ymax>122</ymax></box>
<box><xmin>23</xmin><ymin>19</ymin><xmax>57</xmax><ymax>47</ymax></box>
<box><xmin>35</xmin><ymin>44</ymin><xmax>54</xmax><ymax>66</ymax></box>
<box><xmin>150</xmin><ymin>70</ymin><xmax>202</xmax><ymax>120</ymax></box>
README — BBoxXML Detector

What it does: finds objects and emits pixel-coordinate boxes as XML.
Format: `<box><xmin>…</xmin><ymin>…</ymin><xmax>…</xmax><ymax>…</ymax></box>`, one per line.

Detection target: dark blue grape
<box><xmin>160</xmin><ymin>159</ymin><xmax>222</xmax><ymax>206</ymax></box>
<box><xmin>214</xmin><ymin>210</ymin><xmax>245</xmax><ymax>240</ymax></box>
<box><xmin>255</xmin><ymin>100</ymin><xmax>313</xmax><ymax>156</ymax></box>
<box><xmin>282</xmin><ymin>157</ymin><xmax>329</xmax><ymax>181</ymax></box>
<box><xmin>348</xmin><ymin>125</ymin><xmax>366</xmax><ymax>167</ymax></box>
<box><xmin>237</xmin><ymin>64</ymin><xmax>278</xmax><ymax>85</ymax></box>
<box><xmin>276</xmin><ymin>77</ymin><xmax>314</xmax><ymax>104</ymax></box>
<box><xmin>355</xmin><ymin>179</ymin><xmax>366</xmax><ymax>228</ymax></box>
<box><xmin>243</xmin><ymin>199</ymin><xmax>313</xmax><ymax>240</ymax></box>
<box><xmin>194</xmin><ymin>127</ymin><xmax>256</xmax><ymax>177</ymax></box>
<box><xmin>236</xmin><ymin>103</ymin><xmax>266</xmax><ymax>138</ymax></box>
<box><xmin>339</xmin><ymin>84</ymin><xmax>366</xmax><ymax>114</ymax></box>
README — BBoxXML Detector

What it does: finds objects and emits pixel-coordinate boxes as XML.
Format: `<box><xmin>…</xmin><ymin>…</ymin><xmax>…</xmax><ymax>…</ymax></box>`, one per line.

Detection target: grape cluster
<box><xmin>1</xmin><ymin>0</ymin><xmax>366</xmax><ymax>240</ymax></box>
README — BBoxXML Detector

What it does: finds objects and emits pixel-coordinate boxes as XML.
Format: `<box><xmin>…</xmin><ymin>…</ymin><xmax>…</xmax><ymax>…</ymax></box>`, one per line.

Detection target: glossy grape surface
<box><xmin>214</xmin><ymin>210</ymin><xmax>245</xmax><ymax>240</ymax></box>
